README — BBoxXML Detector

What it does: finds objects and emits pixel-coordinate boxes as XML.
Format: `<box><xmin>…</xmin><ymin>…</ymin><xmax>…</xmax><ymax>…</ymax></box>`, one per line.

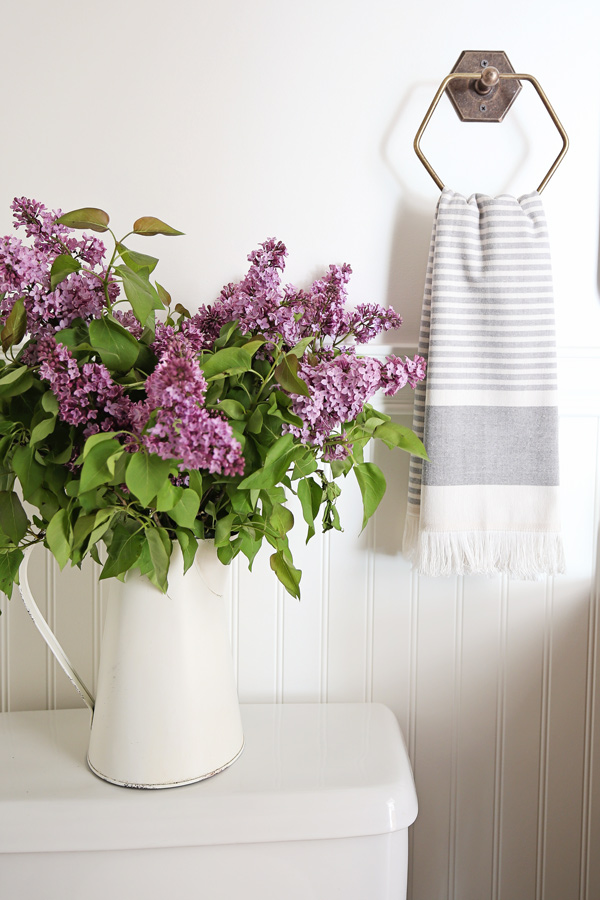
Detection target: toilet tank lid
<box><xmin>0</xmin><ymin>703</ymin><xmax>418</xmax><ymax>854</ymax></box>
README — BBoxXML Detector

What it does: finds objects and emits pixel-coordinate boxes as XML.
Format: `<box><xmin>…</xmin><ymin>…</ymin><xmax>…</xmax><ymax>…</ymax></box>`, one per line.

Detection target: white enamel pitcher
<box><xmin>19</xmin><ymin>541</ymin><xmax>244</xmax><ymax>788</ymax></box>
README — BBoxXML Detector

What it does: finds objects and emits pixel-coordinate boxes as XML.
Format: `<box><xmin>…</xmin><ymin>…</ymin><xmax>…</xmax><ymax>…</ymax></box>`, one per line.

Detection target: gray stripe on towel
<box><xmin>422</xmin><ymin>406</ymin><xmax>559</xmax><ymax>486</ymax></box>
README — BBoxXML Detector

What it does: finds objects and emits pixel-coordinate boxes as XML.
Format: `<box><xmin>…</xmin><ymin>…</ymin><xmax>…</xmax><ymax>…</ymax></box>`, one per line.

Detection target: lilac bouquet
<box><xmin>0</xmin><ymin>199</ymin><xmax>426</xmax><ymax>599</ymax></box>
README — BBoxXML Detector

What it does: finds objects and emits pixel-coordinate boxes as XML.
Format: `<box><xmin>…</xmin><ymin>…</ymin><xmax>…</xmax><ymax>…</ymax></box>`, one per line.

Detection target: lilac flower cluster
<box><xmin>284</xmin><ymin>352</ymin><xmax>426</xmax><ymax>459</ymax></box>
<box><xmin>38</xmin><ymin>338</ymin><xmax>133</xmax><ymax>438</ymax></box>
<box><xmin>135</xmin><ymin>346</ymin><xmax>245</xmax><ymax>476</ymax></box>
<box><xmin>0</xmin><ymin>198</ymin><xmax>110</xmax><ymax>339</ymax></box>
<box><xmin>379</xmin><ymin>354</ymin><xmax>427</xmax><ymax>395</ymax></box>
<box><xmin>178</xmin><ymin>240</ymin><xmax>404</xmax><ymax>354</ymax></box>
<box><xmin>11</xmin><ymin>197</ymin><xmax>106</xmax><ymax>266</ymax></box>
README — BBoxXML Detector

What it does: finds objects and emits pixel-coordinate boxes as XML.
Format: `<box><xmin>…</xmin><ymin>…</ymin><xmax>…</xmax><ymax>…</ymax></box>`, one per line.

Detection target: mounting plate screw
<box><xmin>480</xmin><ymin>103</ymin><xmax>487</xmax><ymax>112</ymax></box>
<box><xmin>481</xmin><ymin>59</ymin><xmax>489</xmax><ymax>67</ymax></box>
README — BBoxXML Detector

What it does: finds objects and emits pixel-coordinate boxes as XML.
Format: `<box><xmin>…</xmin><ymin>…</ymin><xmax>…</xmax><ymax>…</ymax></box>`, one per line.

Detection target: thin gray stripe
<box><xmin>431</xmin><ymin>350</ymin><xmax>556</xmax><ymax>359</ymax></box>
<box><xmin>436</xmin><ymin>229</ymin><xmax>548</xmax><ymax>241</ymax></box>
<box><xmin>430</xmin><ymin>320</ymin><xmax>555</xmax><ymax>329</ymax></box>
<box><xmin>426</xmin><ymin>383</ymin><xmax>557</xmax><ymax>391</ymax></box>
<box><xmin>436</xmin><ymin>229</ymin><xmax>549</xmax><ymax>240</ymax></box>
<box><xmin>441</xmin><ymin>210</ymin><xmax>546</xmax><ymax>220</ymax></box>
<box><xmin>434</xmin><ymin>243</ymin><xmax>551</xmax><ymax>253</ymax></box>
<box><xmin>428</xmin><ymin>273</ymin><xmax>553</xmax><ymax>283</ymax></box>
<box><xmin>431</xmin><ymin>307</ymin><xmax>555</xmax><ymax>316</ymax></box>
<box><xmin>427</xmin><ymin>294</ymin><xmax>553</xmax><ymax>314</ymax></box>
<box><xmin>430</xmin><ymin>316</ymin><xmax>555</xmax><ymax>326</ymax></box>
<box><xmin>429</xmin><ymin>361</ymin><xmax>557</xmax><ymax>370</ymax></box>
<box><xmin>432</xmin><ymin>285</ymin><xmax>554</xmax><ymax>294</ymax></box>
<box><xmin>425</xmin><ymin>328</ymin><xmax>556</xmax><ymax>338</ymax></box>
<box><xmin>429</xmin><ymin>339</ymin><xmax>557</xmax><ymax>348</ymax></box>
<box><xmin>427</xmin><ymin>371</ymin><xmax>557</xmax><ymax>381</ymax></box>
<box><xmin>436</xmin><ymin>253</ymin><xmax>552</xmax><ymax>262</ymax></box>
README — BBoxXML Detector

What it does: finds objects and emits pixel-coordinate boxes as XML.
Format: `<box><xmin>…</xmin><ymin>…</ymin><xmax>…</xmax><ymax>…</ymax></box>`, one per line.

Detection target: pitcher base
<box><xmin>87</xmin><ymin>739</ymin><xmax>245</xmax><ymax>789</ymax></box>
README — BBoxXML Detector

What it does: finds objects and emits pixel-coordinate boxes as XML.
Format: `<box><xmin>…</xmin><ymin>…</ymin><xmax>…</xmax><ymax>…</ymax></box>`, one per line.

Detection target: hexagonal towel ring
<box><xmin>414</xmin><ymin>51</ymin><xmax>569</xmax><ymax>193</ymax></box>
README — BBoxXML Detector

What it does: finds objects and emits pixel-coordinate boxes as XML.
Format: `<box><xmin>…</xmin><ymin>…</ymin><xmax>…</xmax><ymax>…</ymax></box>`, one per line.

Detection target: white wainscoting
<box><xmin>1</xmin><ymin>346</ymin><xmax>598</xmax><ymax>900</ymax></box>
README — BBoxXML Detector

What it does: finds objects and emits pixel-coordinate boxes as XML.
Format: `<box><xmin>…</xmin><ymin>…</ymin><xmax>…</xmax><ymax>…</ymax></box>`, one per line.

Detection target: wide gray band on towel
<box><xmin>403</xmin><ymin>188</ymin><xmax>564</xmax><ymax>578</ymax></box>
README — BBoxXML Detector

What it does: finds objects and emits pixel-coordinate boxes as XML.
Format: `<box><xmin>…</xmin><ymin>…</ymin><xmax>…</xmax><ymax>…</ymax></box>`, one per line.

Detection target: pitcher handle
<box><xmin>18</xmin><ymin>545</ymin><xmax>95</xmax><ymax>711</ymax></box>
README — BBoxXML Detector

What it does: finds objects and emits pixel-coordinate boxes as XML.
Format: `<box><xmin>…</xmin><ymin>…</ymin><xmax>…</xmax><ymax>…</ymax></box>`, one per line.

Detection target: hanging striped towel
<box><xmin>403</xmin><ymin>188</ymin><xmax>565</xmax><ymax>578</ymax></box>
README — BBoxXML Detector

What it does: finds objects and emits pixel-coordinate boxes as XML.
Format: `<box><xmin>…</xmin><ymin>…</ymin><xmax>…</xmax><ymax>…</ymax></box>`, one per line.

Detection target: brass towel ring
<box><xmin>414</xmin><ymin>66</ymin><xmax>569</xmax><ymax>194</ymax></box>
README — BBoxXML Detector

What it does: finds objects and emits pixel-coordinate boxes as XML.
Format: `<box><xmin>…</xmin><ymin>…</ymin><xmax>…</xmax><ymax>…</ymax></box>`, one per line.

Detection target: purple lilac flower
<box><xmin>38</xmin><ymin>338</ymin><xmax>134</xmax><ymax>437</ymax></box>
<box><xmin>297</xmin><ymin>263</ymin><xmax>353</xmax><ymax>342</ymax></box>
<box><xmin>112</xmin><ymin>309</ymin><xmax>144</xmax><ymax>339</ymax></box>
<box><xmin>347</xmin><ymin>303</ymin><xmax>403</xmax><ymax>343</ymax></box>
<box><xmin>285</xmin><ymin>354</ymin><xmax>382</xmax><ymax>447</ymax></box>
<box><xmin>26</xmin><ymin>272</ymin><xmax>107</xmax><ymax>336</ymax></box>
<box><xmin>11</xmin><ymin>197</ymin><xmax>106</xmax><ymax>266</ymax></box>
<box><xmin>0</xmin><ymin>198</ymin><xmax>112</xmax><ymax>339</ymax></box>
<box><xmin>322</xmin><ymin>439</ymin><xmax>353</xmax><ymax>462</ymax></box>
<box><xmin>185</xmin><ymin>239</ymin><xmax>301</xmax><ymax>350</ymax></box>
<box><xmin>136</xmin><ymin>347</ymin><xmax>244</xmax><ymax>476</ymax></box>
<box><xmin>189</xmin><ymin>240</ymin><xmax>405</xmax><ymax>357</ymax></box>
<box><xmin>379</xmin><ymin>354</ymin><xmax>427</xmax><ymax>395</ymax></box>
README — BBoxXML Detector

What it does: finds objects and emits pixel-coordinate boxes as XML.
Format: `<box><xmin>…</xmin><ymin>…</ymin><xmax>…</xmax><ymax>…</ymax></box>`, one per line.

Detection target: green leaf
<box><xmin>216</xmin><ymin>398</ymin><xmax>246</xmax><ymax>419</ymax></box>
<box><xmin>187</xmin><ymin>470</ymin><xmax>203</xmax><ymax>500</ymax></box>
<box><xmin>173</xmin><ymin>303</ymin><xmax>190</xmax><ymax>317</ymax></box>
<box><xmin>354</xmin><ymin>462</ymin><xmax>387</xmax><ymax>532</ymax></box>
<box><xmin>56</xmin><ymin>207</ymin><xmax>110</xmax><ymax>233</ymax></box>
<box><xmin>238</xmin><ymin>433</ymin><xmax>300</xmax><ymax>491</ymax></box>
<box><xmin>297</xmin><ymin>476</ymin><xmax>323</xmax><ymax>542</ymax></box>
<box><xmin>214</xmin><ymin>513</ymin><xmax>236</xmax><ymax>547</ymax></box>
<box><xmin>41</xmin><ymin>391</ymin><xmax>59</xmax><ymax>415</ymax></box>
<box><xmin>156</xmin><ymin>282</ymin><xmax>172</xmax><ymax>306</ymax></box>
<box><xmin>125</xmin><ymin>452</ymin><xmax>172</xmax><ymax>507</ymax></box>
<box><xmin>373</xmin><ymin>421</ymin><xmax>428</xmax><ymax>460</ymax></box>
<box><xmin>241</xmin><ymin>337</ymin><xmax>265</xmax><ymax>356</ymax></box>
<box><xmin>132</xmin><ymin>216</ymin><xmax>184</xmax><ymax>236</ymax></box>
<box><xmin>199</xmin><ymin>347</ymin><xmax>253</xmax><ymax>379</ymax></box>
<box><xmin>274</xmin><ymin>354</ymin><xmax>310</xmax><ymax>396</ymax></box>
<box><xmin>0</xmin><ymin>491</ymin><xmax>28</xmax><ymax>544</ymax></box>
<box><xmin>88</xmin><ymin>316</ymin><xmax>140</xmax><ymax>373</ymax></box>
<box><xmin>45</xmin><ymin>508</ymin><xmax>71</xmax><ymax>569</ymax></box>
<box><xmin>11</xmin><ymin>444</ymin><xmax>44</xmax><ymax>499</ymax></box>
<box><xmin>287</xmin><ymin>336</ymin><xmax>314</xmax><ymax>359</ymax></box>
<box><xmin>50</xmin><ymin>254</ymin><xmax>81</xmax><ymax>291</ymax></box>
<box><xmin>100</xmin><ymin>524</ymin><xmax>145</xmax><ymax>580</ymax></box>
<box><xmin>175</xmin><ymin>528</ymin><xmax>198</xmax><ymax>574</ymax></box>
<box><xmin>0</xmin><ymin>548</ymin><xmax>24</xmax><ymax>598</ymax></box>
<box><xmin>87</xmin><ymin>509</ymin><xmax>117</xmax><ymax>548</ymax></box>
<box><xmin>0</xmin><ymin>367</ymin><xmax>28</xmax><ymax>388</ymax></box>
<box><xmin>269</xmin><ymin>503</ymin><xmax>294</xmax><ymax>537</ymax></box>
<box><xmin>145</xmin><ymin>527</ymin><xmax>170</xmax><ymax>590</ymax></box>
<box><xmin>79</xmin><ymin>438</ymin><xmax>122</xmax><ymax>493</ymax></box>
<box><xmin>155</xmin><ymin>479</ymin><xmax>183</xmax><ymax>512</ymax></box>
<box><xmin>0</xmin><ymin>366</ymin><xmax>33</xmax><ymax>398</ymax></box>
<box><xmin>117</xmin><ymin>243</ymin><xmax>158</xmax><ymax>274</ymax></box>
<box><xmin>246</xmin><ymin>406</ymin><xmax>263</xmax><ymax>434</ymax></box>
<box><xmin>115</xmin><ymin>264</ymin><xmax>164</xmax><ymax>327</ymax></box>
<box><xmin>82</xmin><ymin>431</ymin><xmax>120</xmax><ymax>458</ymax></box>
<box><xmin>270</xmin><ymin>550</ymin><xmax>301</xmax><ymax>599</ymax></box>
<box><xmin>167</xmin><ymin>488</ymin><xmax>200</xmax><ymax>528</ymax></box>
<box><xmin>1</xmin><ymin>297</ymin><xmax>27</xmax><ymax>351</ymax></box>
<box><xmin>29</xmin><ymin>414</ymin><xmax>56</xmax><ymax>446</ymax></box>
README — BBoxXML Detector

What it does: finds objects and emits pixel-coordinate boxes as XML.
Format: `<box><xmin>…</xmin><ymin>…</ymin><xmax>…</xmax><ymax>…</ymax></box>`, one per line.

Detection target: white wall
<box><xmin>0</xmin><ymin>3</ymin><xmax>599</xmax><ymax>899</ymax></box>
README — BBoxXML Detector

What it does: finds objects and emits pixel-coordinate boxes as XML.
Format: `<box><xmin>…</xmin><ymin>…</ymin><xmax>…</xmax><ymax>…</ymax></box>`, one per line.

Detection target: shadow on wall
<box><xmin>385</xmin><ymin>199</ymin><xmax>433</xmax><ymax>339</ymax></box>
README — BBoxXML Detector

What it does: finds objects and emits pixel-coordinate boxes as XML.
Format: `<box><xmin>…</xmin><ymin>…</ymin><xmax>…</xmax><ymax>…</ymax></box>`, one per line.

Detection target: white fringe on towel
<box><xmin>403</xmin><ymin>189</ymin><xmax>565</xmax><ymax>578</ymax></box>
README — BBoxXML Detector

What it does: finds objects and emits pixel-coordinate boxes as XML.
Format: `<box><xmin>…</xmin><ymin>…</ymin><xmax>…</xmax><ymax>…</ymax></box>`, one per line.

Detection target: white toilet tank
<box><xmin>0</xmin><ymin>702</ymin><xmax>418</xmax><ymax>900</ymax></box>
